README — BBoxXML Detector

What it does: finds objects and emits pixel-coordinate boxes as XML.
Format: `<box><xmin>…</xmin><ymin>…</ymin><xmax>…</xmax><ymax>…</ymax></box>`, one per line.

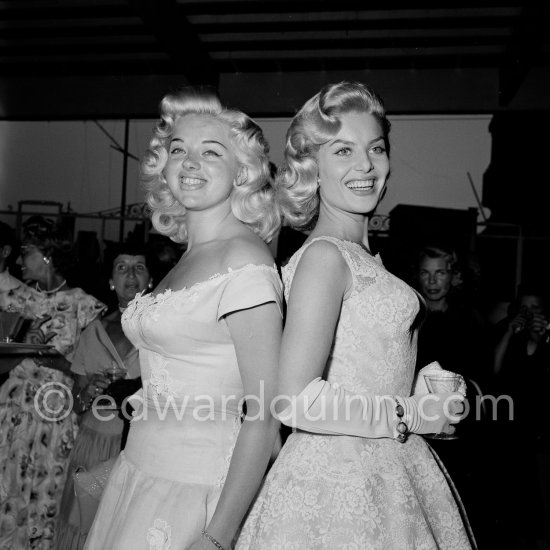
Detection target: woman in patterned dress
<box><xmin>237</xmin><ymin>81</ymin><xmax>476</xmax><ymax>549</ymax></box>
<box><xmin>84</xmin><ymin>87</ymin><xmax>283</xmax><ymax>550</ymax></box>
<box><xmin>0</xmin><ymin>217</ymin><xmax>105</xmax><ymax>549</ymax></box>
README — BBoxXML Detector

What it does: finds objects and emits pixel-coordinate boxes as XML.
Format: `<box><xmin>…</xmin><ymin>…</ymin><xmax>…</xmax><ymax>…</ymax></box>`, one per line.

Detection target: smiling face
<box><xmin>163</xmin><ymin>114</ymin><xmax>242</xmax><ymax>212</ymax></box>
<box><xmin>110</xmin><ymin>254</ymin><xmax>151</xmax><ymax>307</ymax></box>
<box><xmin>418</xmin><ymin>257</ymin><xmax>453</xmax><ymax>305</ymax></box>
<box><xmin>18</xmin><ymin>244</ymin><xmax>49</xmax><ymax>284</ymax></box>
<box><xmin>317</xmin><ymin>111</ymin><xmax>389</xmax><ymax>215</ymax></box>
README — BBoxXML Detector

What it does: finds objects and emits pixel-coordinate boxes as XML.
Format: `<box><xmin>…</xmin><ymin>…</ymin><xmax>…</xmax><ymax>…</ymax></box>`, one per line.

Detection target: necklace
<box><xmin>35</xmin><ymin>279</ymin><xmax>67</xmax><ymax>294</ymax></box>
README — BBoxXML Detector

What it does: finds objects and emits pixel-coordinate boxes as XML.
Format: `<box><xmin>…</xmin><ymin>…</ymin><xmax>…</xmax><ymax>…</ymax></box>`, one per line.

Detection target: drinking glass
<box><xmin>0</xmin><ymin>312</ymin><xmax>24</xmax><ymax>343</ymax></box>
<box><xmin>423</xmin><ymin>372</ymin><xmax>463</xmax><ymax>440</ymax></box>
<box><xmin>101</xmin><ymin>363</ymin><xmax>127</xmax><ymax>383</ymax></box>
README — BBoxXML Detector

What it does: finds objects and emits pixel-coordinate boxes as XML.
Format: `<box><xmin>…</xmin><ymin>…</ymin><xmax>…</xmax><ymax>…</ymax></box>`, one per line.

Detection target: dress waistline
<box><xmin>128</xmin><ymin>389</ymin><xmax>243</xmax><ymax>421</ymax></box>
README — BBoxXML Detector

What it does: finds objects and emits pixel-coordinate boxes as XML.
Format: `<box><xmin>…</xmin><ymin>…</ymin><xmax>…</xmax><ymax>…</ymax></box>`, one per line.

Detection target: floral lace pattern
<box><xmin>237</xmin><ymin>238</ymin><xmax>475</xmax><ymax>549</ymax></box>
<box><xmin>282</xmin><ymin>237</ymin><xmax>419</xmax><ymax>396</ymax></box>
<box><xmin>147</xmin><ymin>350</ymin><xmax>183</xmax><ymax>398</ymax></box>
<box><xmin>147</xmin><ymin>519</ymin><xmax>172</xmax><ymax>550</ymax></box>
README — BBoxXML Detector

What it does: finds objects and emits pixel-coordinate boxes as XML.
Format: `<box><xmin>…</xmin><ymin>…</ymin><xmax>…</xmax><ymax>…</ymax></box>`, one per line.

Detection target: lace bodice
<box><xmin>282</xmin><ymin>237</ymin><xmax>422</xmax><ymax>396</ymax></box>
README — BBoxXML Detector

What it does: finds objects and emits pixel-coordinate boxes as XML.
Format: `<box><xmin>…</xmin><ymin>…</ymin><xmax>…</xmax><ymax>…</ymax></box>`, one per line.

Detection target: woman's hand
<box><xmin>81</xmin><ymin>372</ymin><xmax>111</xmax><ymax>402</ymax></box>
<box><xmin>412</xmin><ymin>392</ymin><xmax>466</xmax><ymax>436</ymax></box>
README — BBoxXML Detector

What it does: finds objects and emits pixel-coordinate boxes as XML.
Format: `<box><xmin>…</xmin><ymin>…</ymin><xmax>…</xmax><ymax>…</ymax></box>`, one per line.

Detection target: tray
<box><xmin>0</xmin><ymin>342</ymin><xmax>53</xmax><ymax>355</ymax></box>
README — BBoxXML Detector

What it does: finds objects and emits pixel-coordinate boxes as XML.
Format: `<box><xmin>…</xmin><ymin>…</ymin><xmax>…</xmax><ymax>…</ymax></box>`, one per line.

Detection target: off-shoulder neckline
<box><xmin>133</xmin><ymin>262</ymin><xmax>278</xmax><ymax>304</ymax></box>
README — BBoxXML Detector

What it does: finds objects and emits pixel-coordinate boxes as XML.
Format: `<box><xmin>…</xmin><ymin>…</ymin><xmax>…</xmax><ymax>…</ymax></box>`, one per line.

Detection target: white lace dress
<box><xmin>237</xmin><ymin>237</ymin><xmax>475</xmax><ymax>550</ymax></box>
<box><xmin>83</xmin><ymin>264</ymin><xmax>283</xmax><ymax>550</ymax></box>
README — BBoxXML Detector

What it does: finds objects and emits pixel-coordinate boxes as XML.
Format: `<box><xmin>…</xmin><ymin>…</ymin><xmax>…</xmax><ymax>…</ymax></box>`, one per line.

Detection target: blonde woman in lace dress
<box><xmin>237</xmin><ymin>81</ymin><xmax>476</xmax><ymax>549</ymax></box>
<box><xmin>84</xmin><ymin>87</ymin><xmax>283</xmax><ymax>550</ymax></box>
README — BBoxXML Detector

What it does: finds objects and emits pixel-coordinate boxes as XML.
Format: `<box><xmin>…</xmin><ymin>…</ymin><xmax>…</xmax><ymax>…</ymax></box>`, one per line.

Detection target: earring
<box><xmin>316</xmin><ymin>176</ymin><xmax>320</xmax><ymax>186</ymax></box>
<box><xmin>43</xmin><ymin>257</ymin><xmax>50</xmax><ymax>265</ymax></box>
<box><xmin>148</xmin><ymin>280</ymin><xmax>153</xmax><ymax>289</ymax></box>
<box><xmin>234</xmin><ymin>167</ymin><xmax>248</xmax><ymax>187</ymax></box>
<box><xmin>109</xmin><ymin>284</ymin><xmax>115</xmax><ymax>291</ymax></box>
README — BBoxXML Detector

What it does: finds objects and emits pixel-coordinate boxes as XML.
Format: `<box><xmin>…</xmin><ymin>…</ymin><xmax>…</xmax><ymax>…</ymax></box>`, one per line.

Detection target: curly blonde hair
<box><xmin>141</xmin><ymin>87</ymin><xmax>280</xmax><ymax>243</ymax></box>
<box><xmin>276</xmin><ymin>81</ymin><xmax>391</xmax><ymax>229</ymax></box>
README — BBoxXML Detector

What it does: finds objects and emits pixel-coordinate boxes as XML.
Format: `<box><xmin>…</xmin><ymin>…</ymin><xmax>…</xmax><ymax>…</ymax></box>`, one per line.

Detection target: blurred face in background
<box><xmin>418</xmin><ymin>257</ymin><xmax>453</xmax><ymax>306</ymax></box>
<box><xmin>18</xmin><ymin>244</ymin><xmax>49</xmax><ymax>284</ymax></box>
<box><xmin>110</xmin><ymin>254</ymin><xmax>151</xmax><ymax>308</ymax></box>
<box><xmin>519</xmin><ymin>294</ymin><xmax>544</xmax><ymax>315</ymax></box>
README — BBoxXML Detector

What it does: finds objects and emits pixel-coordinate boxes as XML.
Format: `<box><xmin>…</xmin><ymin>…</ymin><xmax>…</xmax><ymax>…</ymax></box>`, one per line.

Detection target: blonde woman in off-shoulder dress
<box><xmin>84</xmin><ymin>87</ymin><xmax>283</xmax><ymax>550</ymax></box>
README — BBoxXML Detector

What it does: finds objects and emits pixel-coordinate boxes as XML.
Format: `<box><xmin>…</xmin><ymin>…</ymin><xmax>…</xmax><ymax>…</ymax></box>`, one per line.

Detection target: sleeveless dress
<box><xmin>84</xmin><ymin>264</ymin><xmax>283</xmax><ymax>550</ymax></box>
<box><xmin>237</xmin><ymin>237</ymin><xmax>475</xmax><ymax>550</ymax></box>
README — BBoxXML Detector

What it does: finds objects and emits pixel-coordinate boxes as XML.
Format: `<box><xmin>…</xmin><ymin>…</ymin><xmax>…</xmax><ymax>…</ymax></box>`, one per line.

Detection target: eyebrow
<box><xmin>203</xmin><ymin>139</ymin><xmax>228</xmax><ymax>149</ymax></box>
<box><xmin>329</xmin><ymin>139</ymin><xmax>353</xmax><ymax>147</ymax></box>
<box><xmin>328</xmin><ymin>136</ymin><xmax>385</xmax><ymax>147</ymax></box>
<box><xmin>115</xmin><ymin>260</ymin><xmax>146</xmax><ymax>265</ymax></box>
<box><xmin>169</xmin><ymin>137</ymin><xmax>227</xmax><ymax>150</ymax></box>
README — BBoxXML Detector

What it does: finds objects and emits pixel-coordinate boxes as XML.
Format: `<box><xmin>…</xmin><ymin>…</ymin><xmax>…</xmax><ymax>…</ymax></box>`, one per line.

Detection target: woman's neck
<box><xmin>37</xmin><ymin>271</ymin><xmax>67</xmax><ymax>293</ymax></box>
<box><xmin>185</xmin><ymin>202</ymin><xmax>238</xmax><ymax>249</ymax></box>
<box><xmin>313</xmin><ymin>203</ymin><xmax>371</xmax><ymax>250</ymax></box>
<box><xmin>427</xmin><ymin>299</ymin><xmax>449</xmax><ymax>313</ymax></box>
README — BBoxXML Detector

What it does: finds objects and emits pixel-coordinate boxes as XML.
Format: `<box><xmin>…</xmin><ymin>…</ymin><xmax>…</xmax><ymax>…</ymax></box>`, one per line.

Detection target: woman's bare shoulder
<box><xmin>221</xmin><ymin>230</ymin><xmax>275</xmax><ymax>271</ymax></box>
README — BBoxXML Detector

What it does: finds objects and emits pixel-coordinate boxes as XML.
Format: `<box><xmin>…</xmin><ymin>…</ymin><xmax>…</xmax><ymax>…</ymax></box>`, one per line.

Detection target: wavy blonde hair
<box><xmin>276</xmin><ymin>81</ymin><xmax>391</xmax><ymax>229</ymax></box>
<box><xmin>142</xmin><ymin>87</ymin><xmax>280</xmax><ymax>243</ymax></box>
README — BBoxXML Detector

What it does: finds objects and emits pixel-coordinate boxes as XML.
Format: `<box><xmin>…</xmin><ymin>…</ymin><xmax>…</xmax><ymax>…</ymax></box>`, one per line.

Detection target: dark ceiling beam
<box><xmin>0</xmin><ymin>24</ymin><xmax>148</xmax><ymax>39</ymax></box>
<box><xmin>181</xmin><ymin>1</ymin><xmax>520</xmax><ymax>16</ymax></box>
<box><xmin>0</xmin><ymin>53</ymin><xmax>509</xmax><ymax>78</ymax></box>
<box><xmin>499</xmin><ymin>4</ymin><xmax>549</xmax><ymax>107</ymax></box>
<box><xmin>193</xmin><ymin>17</ymin><xmax>515</xmax><ymax>34</ymax></box>
<box><xmin>128</xmin><ymin>0</ymin><xmax>218</xmax><ymax>86</ymax></box>
<box><xmin>204</xmin><ymin>36</ymin><xmax>506</xmax><ymax>52</ymax></box>
<box><xmin>0</xmin><ymin>61</ymin><xmax>175</xmax><ymax>77</ymax></box>
<box><xmin>0</xmin><ymin>5</ymin><xmax>136</xmax><ymax>23</ymax></box>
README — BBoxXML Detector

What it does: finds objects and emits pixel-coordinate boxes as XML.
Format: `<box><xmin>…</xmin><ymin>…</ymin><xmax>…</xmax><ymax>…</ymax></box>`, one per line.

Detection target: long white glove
<box><xmin>276</xmin><ymin>375</ymin><xmax>464</xmax><ymax>440</ymax></box>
